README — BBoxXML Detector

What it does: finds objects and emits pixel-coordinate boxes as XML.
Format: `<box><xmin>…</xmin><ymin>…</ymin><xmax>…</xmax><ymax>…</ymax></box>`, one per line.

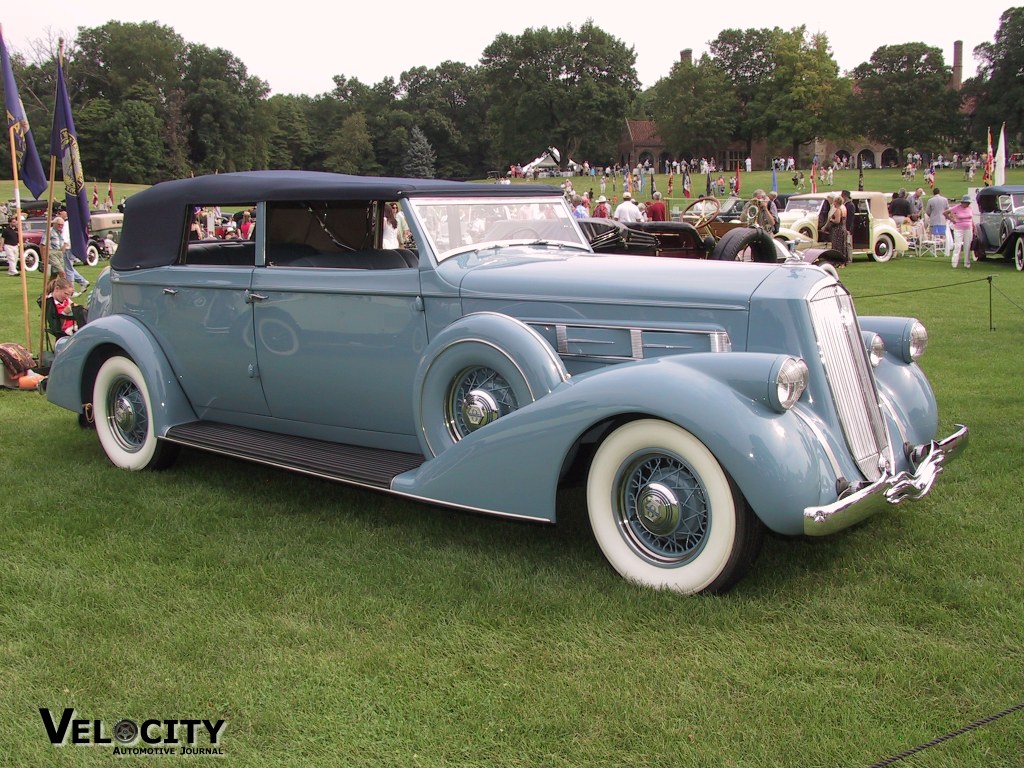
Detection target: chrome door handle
<box><xmin>245</xmin><ymin>290</ymin><xmax>267</xmax><ymax>304</ymax></box>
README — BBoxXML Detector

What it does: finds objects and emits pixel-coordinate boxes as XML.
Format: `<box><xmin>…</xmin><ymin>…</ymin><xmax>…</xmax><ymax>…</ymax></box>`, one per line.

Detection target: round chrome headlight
<box><xmin>907</xmin><ymin>321</ymin><xmax>928</xmax><ymax>361</ymax></box>
<box><xmin>772</xmin><ymin>357</ymin><xmax>809</xmax><ymax>411</ymax></box>
<box><xmin>867</xmin><ymin>333</ymin><xmax>885</xmax><ymax>367</ymax></box>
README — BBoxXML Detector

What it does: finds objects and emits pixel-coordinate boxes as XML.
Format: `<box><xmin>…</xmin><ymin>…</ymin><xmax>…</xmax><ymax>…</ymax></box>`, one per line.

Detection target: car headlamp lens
<box><xmin>868</xmin><ymin>334</ymin><xmax>885</xmax><ymax>367</ymax></box>
<box><xmin>774</xmin><ymin>357</ymin><xmax>809</xmax><ymax>411</ymax></box>
<box><xmin>907</xmin><ymin>321</ymin><xmax>928</xmax><ymax>361</ymax></box>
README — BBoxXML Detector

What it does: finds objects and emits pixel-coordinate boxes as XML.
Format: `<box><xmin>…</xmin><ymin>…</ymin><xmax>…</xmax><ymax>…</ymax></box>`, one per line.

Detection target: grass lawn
<box><xmin>1</xmin><ymin>188</ymin><xmax>1023</xmax><ymax>766</ymax></box>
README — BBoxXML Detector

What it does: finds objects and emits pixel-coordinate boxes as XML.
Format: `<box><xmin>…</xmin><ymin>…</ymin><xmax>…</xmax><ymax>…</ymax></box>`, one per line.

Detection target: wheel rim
<box><xmin>875</xmin><ymin>235</ymin><xmax>893</xmax><ymax>261</ymax></box>
<box><xmin>1016</xmin><ymin>239</ymin><xmax>1024</xmax><ymax>271</ymax></box>
<box><xmin>614</xmin><ymin>450</ymin><xmax>709</xmax><ymax>566</ymax></box>
<box><xmin>444</xmin><ymin>366</ymin><xmax>518</xmax><ymax>442</ymax></box>
<box><xmin>105</xmin><ymin>374</ymin><xmax>149</xmax><ymax>453</ymax></box>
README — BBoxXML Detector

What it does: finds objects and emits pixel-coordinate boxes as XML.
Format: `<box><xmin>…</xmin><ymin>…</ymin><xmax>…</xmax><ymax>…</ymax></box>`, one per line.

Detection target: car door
<box><xmin>130</xmin><ymin>238</ymin><xmax>270</xmax><ymax>417</ymax></box>
<box><xmin>250</xmin><ymin>261</ymin><xmax>426</xmax><ymax>438</ymax></box>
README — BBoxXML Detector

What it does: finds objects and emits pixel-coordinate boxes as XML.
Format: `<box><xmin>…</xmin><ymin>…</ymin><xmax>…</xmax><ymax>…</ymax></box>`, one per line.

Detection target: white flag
<box><xmin>994</xmin><ymin>122</ymin><xmax>1006</xmax><ymax>186</ymax></box>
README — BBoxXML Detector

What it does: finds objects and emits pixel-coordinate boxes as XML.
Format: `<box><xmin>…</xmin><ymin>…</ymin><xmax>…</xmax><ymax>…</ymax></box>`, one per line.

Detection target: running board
<box><xmin>163</xmin><ymin>422</ymin><xmax>425</xmax><ymax>489</ymax></box>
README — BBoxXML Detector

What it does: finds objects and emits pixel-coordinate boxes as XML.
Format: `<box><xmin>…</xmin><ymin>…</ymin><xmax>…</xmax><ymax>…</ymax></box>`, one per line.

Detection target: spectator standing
<box><xmin>945</xmin><ymin>195</ymin><xmax>974</xmax><ymax>269</ymax></box>
<box><xmin>924</xmin><ymin>188</ymin><xmax>949</xmax><ymax>238</ymax></box>
<box><xmin>827</xmin><ymin>194</ymin><xmax>849</xmax><ymax>261</ymax></box>
<box><xmin>2</xmin><ymin>218</ymin><xmax>20</xmax><ymax>276</ymax></box>
<box><xmin>59</xmin><ymin>210</ymin><xmax>89</xmax><ymax>295</ymax></box>
<box><xmin>592</xmin><ymin>195</ymin><xmax>611</xmax><ymax>218</ymax></box>
<box><xmin>614</xmin><ymin>192</ymin><xmax>642</xmax><ymax>223</ymax></box>
<box><xmin>646</xmin><ymin>191</ymin><xmax>667</xmax><ymax>222</ymax></box>
<box><xmin>910</xmin><ymin>188</ymin><xmax>926</xmax><ymax>217</ymax></box>
<box><xmin>841</xmin><ymin>191</ymin><xmax>856</xmax><ymax>257</ymax></box>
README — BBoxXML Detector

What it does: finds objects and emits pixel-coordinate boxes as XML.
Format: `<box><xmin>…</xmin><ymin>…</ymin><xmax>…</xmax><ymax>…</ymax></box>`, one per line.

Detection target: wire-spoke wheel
<box><xmin>587</xmin><ymin>420</ymin><xmax>763</xmax><ymax>594</ymax></box>
<box><xmin>92</xmin><ymin>356</ymin><xmax>178</xmax><ymax>470</ymax></box>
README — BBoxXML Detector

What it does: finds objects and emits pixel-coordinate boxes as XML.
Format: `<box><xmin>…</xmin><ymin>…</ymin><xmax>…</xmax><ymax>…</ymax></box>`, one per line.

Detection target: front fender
<box><xmin>46</xmin><ymin>314</ymin><xmax>197</xmax><ymax>433</ymax></box>
<box><xmin>393</xmin><ymin>353</ymin><xmax>833</xmax><ymax>534</ymax></box>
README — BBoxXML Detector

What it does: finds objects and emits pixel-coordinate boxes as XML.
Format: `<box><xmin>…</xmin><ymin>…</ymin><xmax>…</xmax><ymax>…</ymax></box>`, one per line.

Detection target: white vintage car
<box><xmin>778</xmin><ymin>191</ymin><xmax>909</xmax><ymax>262</ymax></box>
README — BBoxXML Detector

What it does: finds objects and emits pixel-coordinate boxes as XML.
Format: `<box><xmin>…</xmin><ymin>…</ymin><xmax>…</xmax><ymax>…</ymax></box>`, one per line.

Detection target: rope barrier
<box><xmin>868</xmin><ymin>700</ymin><xmax>1024</xmax><ymax>767</ymax></box>
<box><xmin>852</xmin><ymin>274</ymin><xmax>1024</xmax><ymax>332</ymax></box>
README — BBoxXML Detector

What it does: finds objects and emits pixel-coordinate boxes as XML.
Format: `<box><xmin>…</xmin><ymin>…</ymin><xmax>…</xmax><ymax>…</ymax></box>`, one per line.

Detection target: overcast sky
<box><xmin>1</xmin><ymin>1</ymin><xmax>1009</xmax><ymax>96</ymax></box>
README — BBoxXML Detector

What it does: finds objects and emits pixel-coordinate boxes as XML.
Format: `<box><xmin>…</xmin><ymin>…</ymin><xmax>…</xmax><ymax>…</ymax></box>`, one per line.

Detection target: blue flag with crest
<box><xmin>50</xmin><ymin>57</ymin><xmax>90</xmax><ymax>264</ymax></box>
<box><xmin>1</xmin><ymin>28</ymin><xmax>48</xmax><ymax>198</ymax></box>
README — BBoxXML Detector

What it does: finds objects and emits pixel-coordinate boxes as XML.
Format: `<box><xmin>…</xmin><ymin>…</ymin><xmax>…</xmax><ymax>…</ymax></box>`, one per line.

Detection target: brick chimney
<box><xmin>950</xmin><ymin>40</ymin><xmax>963</xmax><ymax>90</ymax></box>
<box><xmin>680</xmin><ymin>49</ymin><xmax>693</xmax><ymax>66</ymax></box>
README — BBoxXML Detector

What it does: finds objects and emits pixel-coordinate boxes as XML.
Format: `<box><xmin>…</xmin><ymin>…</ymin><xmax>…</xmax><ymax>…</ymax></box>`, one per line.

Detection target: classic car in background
<box><xmin>2</xmin><ymin>217</ymin><xmax>45</xmax><ymax>272</ymax></box>
<box><xmin>778</xmin><ymin>191</ymin><xmax>909</xmax><ymax>262</ymax></box>
<box><xmin>44</xmin><ymin>171</ymin><xmax>967</xmax><ymax>594</ymax></box>
<box><xmin>578</xmin><ymin>216</ymin><xmax>847</xmax><ymax>275</ymax></box>
<box><xmin>974</xmin><ymin>185</ymin><xmax>1024</xmax><ymax>253</ymax></box>
<box><xmin>85</xmin><ymin>211</ymin><xmax>124</xmax><ymax>266</ymax></box>
<box><xmin>990</xmin><ymin>219</ymin><xmax>1024</xmax><ymax>271</ymax></box>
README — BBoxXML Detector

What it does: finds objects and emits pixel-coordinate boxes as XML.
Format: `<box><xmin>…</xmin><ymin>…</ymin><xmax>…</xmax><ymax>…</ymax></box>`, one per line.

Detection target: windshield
<box><xmin>408</xmin><ymin>196</ymin><xmax>590</xmax><ymax>261</ymax></box>
<box><xmin>783</xmin><ymin>198</ymin><xmax>823</xmax><ymax>215</ymax></box>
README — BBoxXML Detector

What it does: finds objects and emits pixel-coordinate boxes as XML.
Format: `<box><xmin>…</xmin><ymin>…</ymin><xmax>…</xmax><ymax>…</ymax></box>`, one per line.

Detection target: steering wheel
<box><xmin>680</xmin><ymin>197</ymin><xmax>722</xmax><ymax>231</ymax></box>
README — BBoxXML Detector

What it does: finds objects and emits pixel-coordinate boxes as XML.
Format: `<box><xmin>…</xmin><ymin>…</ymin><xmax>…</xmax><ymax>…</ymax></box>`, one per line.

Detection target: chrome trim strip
<box><xmin>791</xmin><ymin>405</ymin><xmax>847</xmax><ymax>484</ymax></box>
<box><xmin>803</xmin><ymin>424</ymin><xmax>968</xmax><ymax>535</ymax></box>
<box><xmin>631</xmin><ymin>329</ymin><xmax>644</xmax><ymax>359</ymax></box>
<box><xmin>531</xmin><ymin>322</ymin><xmax>732</xmax><ymax>361</ymax></box>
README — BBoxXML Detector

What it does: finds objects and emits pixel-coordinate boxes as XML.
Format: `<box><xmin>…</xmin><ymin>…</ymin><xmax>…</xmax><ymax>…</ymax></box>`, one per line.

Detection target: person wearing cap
<box><xmin>944</xmin><ymin>194</ymin><xmax>975</xmax><ymax>269</ymax></box>
<box><xmin>592</xmin><ymin>195</ymin><xmax>611</xmax><ymax>219</ymax></box>
<box><xmin>646</xmin><ymin>191</ymin><xmax>667</xmax><ymax>222</ymax></box>
<box><xmin>614</xmin><ymin>191</ymin><xmax>642</xmax><ymax>223</ymax></box>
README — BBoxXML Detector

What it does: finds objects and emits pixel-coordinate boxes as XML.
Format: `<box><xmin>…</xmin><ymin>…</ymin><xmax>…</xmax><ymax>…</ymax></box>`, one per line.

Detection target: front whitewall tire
<box><xmin>586</xmin><ymin>419</ymin><xmax>762</xmax><ymax>594</ymax></box>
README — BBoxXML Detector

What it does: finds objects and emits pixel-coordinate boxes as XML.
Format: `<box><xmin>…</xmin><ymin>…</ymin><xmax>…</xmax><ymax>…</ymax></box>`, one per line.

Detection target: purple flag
<box><xmin>50</xmin><ymin>57</ymin><xmax>90</xmax><ymax>264</ymax></box>
<box><xmin>1</xmin><ymin>28</ymin><xmax>48</xmax><ymax>198</ymax></box>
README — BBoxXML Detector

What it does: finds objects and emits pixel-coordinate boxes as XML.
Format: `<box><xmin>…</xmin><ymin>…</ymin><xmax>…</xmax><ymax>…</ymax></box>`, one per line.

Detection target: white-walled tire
<box><xmin>586</xmin><ymin>420</ymin><xmax>763</xmax><ymax>594</ymax></box>
<box><xmin>92</xmin><ymin>356</ymin><xmax>178</xmax><ymax>470</ymax></box>
<box><xmin>86</xmin><ymin>243</ymin><xmax>100</xmax><ymax>267</ymax></box>
<box><xmin>1014</xmin><ymin>238</ymin><xmax>1023</xmax><ymax>272</ymax></box>
<box><xmin>22</xmin><ymin>246</ymin><xmax>40</xmax><ymax>272</ymax></box>
<box><xmin>872</xmin><ymin>234</ymin><xmax>895</xmax><ymax>262</ymax></box>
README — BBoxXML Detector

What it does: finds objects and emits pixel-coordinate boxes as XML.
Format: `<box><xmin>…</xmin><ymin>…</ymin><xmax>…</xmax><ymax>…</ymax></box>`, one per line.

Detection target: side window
<box><xmin>181</xmin><ymin>203</ymin><xmax>257</xmax><ymax>266</ymax></box>
<box><xmin>265</xmin><ymin>200</ymin><xmax>416</xmax><ymax>270</ymax></box>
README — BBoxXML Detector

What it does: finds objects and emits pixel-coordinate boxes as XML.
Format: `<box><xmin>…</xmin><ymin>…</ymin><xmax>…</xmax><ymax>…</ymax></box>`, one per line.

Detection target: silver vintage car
<box><xmin>44</xmin><ymin>172</ymin><xmax>967</xmax><ymax>594</ymax></box>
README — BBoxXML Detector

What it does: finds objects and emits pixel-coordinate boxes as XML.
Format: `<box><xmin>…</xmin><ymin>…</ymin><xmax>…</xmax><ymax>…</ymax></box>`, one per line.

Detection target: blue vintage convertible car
<box><xmin>45</xmin><ymin>171</ymin><xmax>967</xmax><ymax>594</ymax></box>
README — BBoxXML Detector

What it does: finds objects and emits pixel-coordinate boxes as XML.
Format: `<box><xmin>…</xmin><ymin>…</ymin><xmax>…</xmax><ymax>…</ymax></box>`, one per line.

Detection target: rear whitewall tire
<box><xmin>92</xmin><ymin>356</ymin><xmax>178</xmax><ymax>470</ymax></box>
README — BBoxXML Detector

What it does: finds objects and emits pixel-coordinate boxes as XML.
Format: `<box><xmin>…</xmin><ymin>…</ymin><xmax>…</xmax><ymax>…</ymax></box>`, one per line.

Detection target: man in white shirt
<box><xmin>614</xmin><ymin>192</ymin><xmax>642</xmax><ymax>223</ymax></box>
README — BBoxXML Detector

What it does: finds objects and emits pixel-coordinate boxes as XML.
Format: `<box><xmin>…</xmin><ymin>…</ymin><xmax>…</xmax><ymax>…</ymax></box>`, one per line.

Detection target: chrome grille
<box><xmin>808</xmin><ymin>285</ymin><xmax>890</xmax><ymax>481</ymax></box>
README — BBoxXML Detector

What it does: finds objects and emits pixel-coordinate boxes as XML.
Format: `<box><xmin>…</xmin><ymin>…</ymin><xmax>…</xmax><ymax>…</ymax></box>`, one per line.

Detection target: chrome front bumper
<box><xmin>803</xmin><ymin>424</ymin><xmax>969</xmax><ymax>535</ymax></box>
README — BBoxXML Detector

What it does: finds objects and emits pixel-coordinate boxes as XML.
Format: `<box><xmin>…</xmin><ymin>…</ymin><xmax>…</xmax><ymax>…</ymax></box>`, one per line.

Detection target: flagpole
<box><xmin>8</xmin><ymin>123</ymin><xmax>34</xmax><ymax>351</ymax></box>
<box><xmin>38</xmin><ymin>41</ymin><xmax>64</xmax><ymax>359</ymax></box>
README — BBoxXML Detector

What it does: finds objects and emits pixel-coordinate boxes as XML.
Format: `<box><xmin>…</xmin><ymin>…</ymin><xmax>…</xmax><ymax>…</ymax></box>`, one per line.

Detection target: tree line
<box><xmin>3</xmin><ymin>10</ymin><xmax>1021</xmax><ymax>185</ymax></box>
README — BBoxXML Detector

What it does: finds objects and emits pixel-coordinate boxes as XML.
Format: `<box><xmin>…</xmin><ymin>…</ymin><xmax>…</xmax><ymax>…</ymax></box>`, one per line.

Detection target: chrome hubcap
<box><xmin>462</xmin><ymin>389</ymin><xmax>500</xmax><ymax>430</ymax></box>
<box><xmin>637</xmin><ymin>482</ymin><xmax>682</xmax><ymax>536</ymax></box>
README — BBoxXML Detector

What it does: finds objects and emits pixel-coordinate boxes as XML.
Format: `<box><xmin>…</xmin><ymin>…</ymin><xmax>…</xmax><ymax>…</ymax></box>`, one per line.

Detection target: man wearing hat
<box><xmin>944</xmin><ymin>194</ymin><xmax>975</xmax><ymax>269</ymax></box>
<box><xmin>614</xmin><ymin>191</ymin><xmax>642</xmax><ymax>223</ymax></box>
<box><xmin>593</xmin><ymin>195</ymin><xmax>611</xmax><ymax>219</ymax></box>
<box><xmin>646</xmin><ymin>191</ymin><xmax>667</xmax><ymax>222</ymax></box>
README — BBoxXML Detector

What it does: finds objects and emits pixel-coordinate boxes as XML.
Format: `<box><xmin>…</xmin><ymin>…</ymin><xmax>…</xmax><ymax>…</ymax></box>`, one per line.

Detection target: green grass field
<box><xmin>1</xmin><ymin>180</ymin><xmax>1023</xmax><ymax>766</ymax></box>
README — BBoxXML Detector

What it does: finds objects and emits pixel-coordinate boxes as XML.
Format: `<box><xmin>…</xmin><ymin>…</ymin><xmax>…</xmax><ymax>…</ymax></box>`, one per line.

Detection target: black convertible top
<box><xmin>112</xmin><ymin>171</ymin><xmax>560</xmax><ymax>271</ymax></box>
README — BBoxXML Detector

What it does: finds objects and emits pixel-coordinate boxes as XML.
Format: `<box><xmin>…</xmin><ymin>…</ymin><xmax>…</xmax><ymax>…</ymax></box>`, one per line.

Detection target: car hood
<box><xmin>453</xmin><ymin>251</ymin><xmax>775</xmax><ymax>310</ymax></box>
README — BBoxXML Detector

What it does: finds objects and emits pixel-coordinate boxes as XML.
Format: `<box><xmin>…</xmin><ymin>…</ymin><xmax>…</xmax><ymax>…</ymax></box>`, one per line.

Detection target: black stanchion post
<box><xmin>988</xmin><ymin>275</ymin><xmax>994</xmax><ymax>331</ymax></box>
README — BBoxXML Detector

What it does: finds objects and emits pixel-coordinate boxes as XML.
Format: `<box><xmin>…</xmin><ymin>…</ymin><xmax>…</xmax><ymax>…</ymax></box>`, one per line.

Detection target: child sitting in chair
<box><xmin>46</xmin><ymin>276</ymin><xmax>88</xmax><ymax>339</ymax></box>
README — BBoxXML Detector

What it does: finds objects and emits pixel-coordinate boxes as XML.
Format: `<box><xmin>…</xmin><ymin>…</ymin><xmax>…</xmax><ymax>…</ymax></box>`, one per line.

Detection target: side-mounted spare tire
<box><xmin>413</xmin><ymin>313</ymin><xmax>570</xmax><ymax>458</ymax></box>
<box><xmin>710</xmin><ymin>227</ymin><xmax>778</xmax><ymax>263</ymax></box>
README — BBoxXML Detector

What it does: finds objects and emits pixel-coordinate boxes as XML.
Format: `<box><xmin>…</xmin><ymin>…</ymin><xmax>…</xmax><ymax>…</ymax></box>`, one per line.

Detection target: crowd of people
<box><xmin>887</xmin><ymin>186</ymin><xmax>977</xmax><ymax>269</ymax></box>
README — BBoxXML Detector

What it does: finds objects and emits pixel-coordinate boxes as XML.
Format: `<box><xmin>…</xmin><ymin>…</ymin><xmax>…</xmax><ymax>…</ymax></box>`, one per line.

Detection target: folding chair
<box><xmin>917</xmin><ymin>229</ymin><xmax>945</xmax><ymax>258</ymax></box>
